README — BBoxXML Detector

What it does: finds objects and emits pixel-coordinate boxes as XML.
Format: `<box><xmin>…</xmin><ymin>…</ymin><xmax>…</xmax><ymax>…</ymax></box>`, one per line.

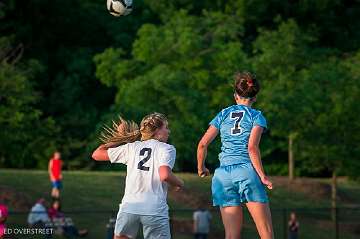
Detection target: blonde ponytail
<box><xmin>100</xmin><ymin>113</ymin><xmax>168</xmax><ymax>146</ymax></box>
<box><xmin>100</xmin><ymin>117</ymin><xmax>141</xmax><ymax>146</ymax></box>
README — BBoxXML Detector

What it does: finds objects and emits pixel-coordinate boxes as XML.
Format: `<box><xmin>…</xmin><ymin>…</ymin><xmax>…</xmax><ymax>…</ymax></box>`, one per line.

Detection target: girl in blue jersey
<box><xmin>197</xmin><ymin>72</ymin><xmax>274</xmax><ymax>239</ymax></box>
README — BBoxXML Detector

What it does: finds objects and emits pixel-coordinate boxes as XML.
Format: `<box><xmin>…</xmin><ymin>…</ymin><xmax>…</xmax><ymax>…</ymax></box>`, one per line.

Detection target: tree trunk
<box><xmin>288</xmin><ymin>134</ymin><xmax>294</xmax><ymax>181</ymax></box>
<box><xmin>331</xmin><ymin>171</ymin><xmax>337</xmax><ymax>221</ymax></box>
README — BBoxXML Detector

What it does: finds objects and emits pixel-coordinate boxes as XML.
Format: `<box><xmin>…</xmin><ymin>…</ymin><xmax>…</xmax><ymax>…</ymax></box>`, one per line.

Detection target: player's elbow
<box><xmin>92</xmin><ymin>151</ymin><xmax>100</xmax><ymax>161</ymax></box>
<box><xmin>92</xmin><ymin>149</ymin><xmax>104</xmax><ymax>161</ymax></box>
<box><xmin>159</xmin><ymin>166</ymin><xmax>171</xmax><ymax>182</ymax></box>
<box><xmin>248</xmin><ymin>144</ymin><xmax>259</xmax><ymax>153</ymax></box>
<box><xmin>197</xmin><ymin>141</ymin><xmax>208</xmax><ymax>151</ymax></box>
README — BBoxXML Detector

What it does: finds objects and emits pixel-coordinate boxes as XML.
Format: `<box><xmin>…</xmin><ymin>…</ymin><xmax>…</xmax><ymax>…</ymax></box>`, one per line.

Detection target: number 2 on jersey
<box><xmin>138</xmin><ymin>148</ymin><xmax>152</xmax><ymax>171</ymax></box>
<box><xmin>231</xmin><ymin>111</ymin><xmax>244</xmax><ymax>135</ymax></box>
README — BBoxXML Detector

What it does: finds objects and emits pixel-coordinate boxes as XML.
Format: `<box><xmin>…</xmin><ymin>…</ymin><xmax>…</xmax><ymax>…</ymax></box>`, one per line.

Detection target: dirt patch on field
<box><xmin>169</xmin><ymin>176</ymin><xmax>334</xmax><ymax>208</ymax></box>
<box><xmin>340</xmin><ymin>223</ymin><xmax>360</xmax><ymax>234</ymax></box>
<box><xmin>171</xmin><ymin>219</ymin><xmax>192</xmax><ymax>234</ymax></box>
<box><xmin>168</xmin><ymin>188</ymin><xmax>212</xmax><ymax>209</ymax></box>
<box><xmin>171</xmin><ymin>219</ymin><xmax>223</xmax><ymax>239</ymax></box>
<box><xmin>316</xmin><ymin>220</ymin><xmax>360</xmax><ymax>235</ymax></box>
<box><xmin>169</xmin><ymin>176</ymin><xmax>333</xmax><ymax>208</ymax></box>
<box><xmin>271</xmin><ymin>176</ymin><xmax>331</xmax><ymax>199</ymax></box>
<box><xmin>0</xmin><ymin>186</ymin><xmax>32</xmax><ymax>211</ymax></box>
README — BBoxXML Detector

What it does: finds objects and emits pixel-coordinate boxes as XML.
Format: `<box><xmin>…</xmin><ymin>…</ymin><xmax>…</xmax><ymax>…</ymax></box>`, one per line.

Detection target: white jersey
<box><xmin>108</xmin><ymin>139</ymin><xmax>176</xmax><ymax>217</ymax></box>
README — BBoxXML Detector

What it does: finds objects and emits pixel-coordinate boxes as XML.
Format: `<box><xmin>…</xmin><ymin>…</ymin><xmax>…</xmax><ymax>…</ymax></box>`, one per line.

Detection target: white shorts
<box><xmin>114</xmin><ymin>211</ymin><xmax>171</xmax><ymax>239</ymax></box>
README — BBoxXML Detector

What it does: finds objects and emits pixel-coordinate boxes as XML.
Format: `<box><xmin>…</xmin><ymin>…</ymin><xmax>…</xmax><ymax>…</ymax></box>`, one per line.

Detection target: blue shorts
<box><xmin>212</xmin><ymin>163</ymin><xmax>268</xmax><ymax>207</ymax></box>
<box><xmin>52</xmin><ymin>180</ymin><xmax>62</xmax><ymax>189</ymax></box>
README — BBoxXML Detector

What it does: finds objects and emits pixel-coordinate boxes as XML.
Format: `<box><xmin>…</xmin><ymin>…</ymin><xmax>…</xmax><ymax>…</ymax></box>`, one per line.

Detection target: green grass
<box><xmin>0</xmin><ymin>170</ymin><xmax>359</xmax><ymax>239</ymax></box>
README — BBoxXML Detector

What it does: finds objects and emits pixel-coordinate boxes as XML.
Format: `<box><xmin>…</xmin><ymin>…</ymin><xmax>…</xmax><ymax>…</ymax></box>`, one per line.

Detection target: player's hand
<box><xmin>175</xmin><ymin>179</ymin><xmax>185</xmax><ymax>192</ymax></box>
<box><xmin>174</xmin><ymin>185</ymin><xmax>183</xmax><ymax>192</ymax></box>
<box><xmin>198</xmin><ymin>167</ymin><xmax>210</xmax><ymax>178</ymax></box>
<box><xmin>261</xmin><ymin>176</ymin><xmax>273</xmax><ymax>190</ymax></box>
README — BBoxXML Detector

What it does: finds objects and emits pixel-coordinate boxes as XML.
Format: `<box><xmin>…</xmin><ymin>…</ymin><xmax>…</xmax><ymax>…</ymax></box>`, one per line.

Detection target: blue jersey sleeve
<box><xmin>209</xmin><ymin>111</ymin><xmax>223</xmax><ymax>129</ymax></box>
<box><xmin>253</xmin><ymin>112</ymin><xmax>267</xmax><ymax>129</ymax></box>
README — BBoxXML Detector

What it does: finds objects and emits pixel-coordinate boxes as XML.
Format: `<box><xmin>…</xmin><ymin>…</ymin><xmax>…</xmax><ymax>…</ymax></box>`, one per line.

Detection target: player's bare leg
<box><xmin>246</xmin><ymin>202</ymin><xmax>273</xmax><ymax>239</ymax></box>
<box><xmin>51</xmin><ymin>188</ymin><xmax>56</xmax><ymax>197</ymax></box>
<box><xmin>52</xmin><ymin>188</ymin><xmax>60</xmax><ymax>198</ymax></box>
<box><xmin>220</xmin><ymin>206</ymin><xmax>243</xmax><ymax>239</ymax></box>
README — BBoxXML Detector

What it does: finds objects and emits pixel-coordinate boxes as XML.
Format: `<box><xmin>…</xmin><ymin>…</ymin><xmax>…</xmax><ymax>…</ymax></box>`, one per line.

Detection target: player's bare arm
<box><xmin>197</xmin><ymin>125</ymin><xmax>218</xmax><ymax>177</ymax></box>
<box><xmin>92</xmin><ymin>144</ymin><xmax>110</xmax><ymax>161</ymax></box>
<box><xmin>159</xmin><ymin>166</ymin><xmax>184</xmax><ymax>190</ymax></box>
<box><xmin>248</xmin><ymin>125</ymin><xmax>273</xmax><ymax>190</ymax></box>
<box><xmin>48</xmin><ymin>160</ymin><xmax>55</xmax><ymax>181</ymax></box>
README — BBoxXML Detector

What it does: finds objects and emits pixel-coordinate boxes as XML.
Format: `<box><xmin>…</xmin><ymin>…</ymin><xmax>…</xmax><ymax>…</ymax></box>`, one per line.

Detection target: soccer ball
<box><xmin>107</xmin><ymin>0</ymin><xmax>133</xmax><ymax>17</ymax></box>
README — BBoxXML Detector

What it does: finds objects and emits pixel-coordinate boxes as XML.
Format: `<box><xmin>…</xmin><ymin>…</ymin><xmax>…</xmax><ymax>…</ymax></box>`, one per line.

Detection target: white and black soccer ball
<box><xmin>107</xmin><ymin>0</ymin><xmax>133</xmax><ymax>17</ymax></box>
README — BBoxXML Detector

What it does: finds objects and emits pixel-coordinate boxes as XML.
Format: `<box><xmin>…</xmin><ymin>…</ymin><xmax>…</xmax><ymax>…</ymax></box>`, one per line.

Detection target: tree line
<box><xmin>1</xmin><ymin>0</ymin><xmax>359</xmax><ymax>181</ymax></box>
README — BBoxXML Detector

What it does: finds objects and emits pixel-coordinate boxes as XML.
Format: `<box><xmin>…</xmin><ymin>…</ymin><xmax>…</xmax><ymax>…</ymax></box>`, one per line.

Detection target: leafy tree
<box><xmin>0</xmin><ymin>37</ymin><xmax>58</xmax><ymax>168</ymax></box>
<box><xmin>94</xmin><ymin>10</ymin><xmax>250</xmax><ymax>171</ymax></box>
<box><xmin>1</xmin><ymin>0</ymin><xmax>359</xmax><ymax>173</ymax></box>
<box><xmin>252</xmin><ymin>19</ymin><xmax>317</xmax><ymax>180</ymax></box>
<box><xmin>1</xmin><ymin>0</ymin><xmax>158</xmax><ymax>167</ymax></box>
<box><xmin>299</xmin><ymin>53</ymin><xmax>360</xmax><ymax>214</ymax></box>
<box><xmin>226</xmin><ymin>0</ymin><xmax>360</xmax><ymax>51</ymax></box>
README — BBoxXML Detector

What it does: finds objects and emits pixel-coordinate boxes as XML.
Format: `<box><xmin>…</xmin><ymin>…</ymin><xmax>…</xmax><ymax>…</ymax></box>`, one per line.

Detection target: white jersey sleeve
<box><xmin>107</xmin><ymin>144</ymin><xmax>131</xmax><ymax>164</ymax></box>
<box><xmin>158</xmin><ymin>144</ymin><xmax>176</xmax><ymax>169</ymax></box>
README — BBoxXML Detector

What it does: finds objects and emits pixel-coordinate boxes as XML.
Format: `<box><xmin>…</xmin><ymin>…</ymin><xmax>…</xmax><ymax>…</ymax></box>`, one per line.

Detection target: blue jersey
<box><xmin>210</xmin><ymin>104</ymin><xmax>267</xmax><ymax>166</ymax></box>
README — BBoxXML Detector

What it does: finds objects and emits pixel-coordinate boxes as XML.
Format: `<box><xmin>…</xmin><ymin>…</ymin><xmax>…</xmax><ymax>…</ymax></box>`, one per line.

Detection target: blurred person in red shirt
<box><xmin>48</xmin><ymin>151</ymin><xmax>63</xmax><ymax>199</ymax></box>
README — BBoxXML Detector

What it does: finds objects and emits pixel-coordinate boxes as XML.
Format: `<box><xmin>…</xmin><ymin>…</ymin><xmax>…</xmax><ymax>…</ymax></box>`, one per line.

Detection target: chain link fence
<box><xmin>3</xmin><ymin>208</ymin><xmax>360</xmax><ymax>239</ymax></box>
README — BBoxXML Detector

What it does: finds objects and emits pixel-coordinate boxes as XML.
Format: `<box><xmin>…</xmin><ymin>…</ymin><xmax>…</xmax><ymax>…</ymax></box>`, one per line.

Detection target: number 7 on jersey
<box><xmin>231</xmin><ymin>111</ymin><xmax>244</xmax><ymax>135</ymax></box>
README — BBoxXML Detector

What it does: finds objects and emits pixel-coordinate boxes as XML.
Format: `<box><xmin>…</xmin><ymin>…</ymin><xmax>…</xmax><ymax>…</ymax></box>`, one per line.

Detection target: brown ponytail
<box><xmin>234</xmin><ymin>71</ymin><xmax>260</xmax><ymax>98</ymax></box>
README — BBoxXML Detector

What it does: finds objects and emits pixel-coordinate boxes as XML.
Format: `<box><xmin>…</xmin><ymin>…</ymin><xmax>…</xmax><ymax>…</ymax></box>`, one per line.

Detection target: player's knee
<box><xmin>114</xmin><ymin>235</ymin><xmax>129</xmax><ymax>239</ymax></box>
<box><xmin>259</xmin><ymin>226</ymin><xmax>273</xmax><ymax>239</ymax></box>
<box><xmin>225</xmin><ymin>230</ymin><xmax>241</xmax><ymax>239</ymax></box>
<box><xmin>225</xmin><ymin>235</ymin><xmax>241</xmax><ymax>239</ymax></box>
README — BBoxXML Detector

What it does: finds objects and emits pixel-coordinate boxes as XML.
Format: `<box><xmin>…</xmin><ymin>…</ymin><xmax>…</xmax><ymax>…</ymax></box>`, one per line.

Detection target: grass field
<box><xmin>0</xmin><ymin>169</ymin><xmax>359</xmax><ymax>239</ymax></box>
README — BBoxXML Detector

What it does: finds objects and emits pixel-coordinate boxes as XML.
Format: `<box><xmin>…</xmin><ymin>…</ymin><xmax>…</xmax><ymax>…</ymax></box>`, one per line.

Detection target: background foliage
<box><xmin>0</xmin><ymin>0</ymin><xmax>359</xmax><ymax>177</ymax></box>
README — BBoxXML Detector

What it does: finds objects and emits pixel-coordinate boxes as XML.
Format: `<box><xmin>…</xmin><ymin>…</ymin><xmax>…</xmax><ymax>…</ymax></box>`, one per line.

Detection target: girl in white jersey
<box><xmin>92</xmin><ymin>113</ymin><xmax>184</xmax><ymax>239</ymax></box>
